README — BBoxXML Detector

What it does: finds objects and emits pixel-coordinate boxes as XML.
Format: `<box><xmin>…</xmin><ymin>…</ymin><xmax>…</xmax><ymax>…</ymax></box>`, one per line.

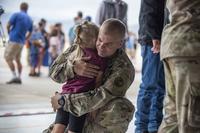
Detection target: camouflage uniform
<box><xmin>159</xmin><ymin>0</ymin><xmax>200</xmax><ymax>132</ymax></box>
<box><xmin>45</xmin><ymin>45</ymin><xmax>135</xmax><ymax>133</ymax></box>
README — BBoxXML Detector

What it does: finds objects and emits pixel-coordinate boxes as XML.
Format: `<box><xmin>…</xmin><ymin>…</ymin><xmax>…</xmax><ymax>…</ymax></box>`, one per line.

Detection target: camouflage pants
<box><xmin>158</xmin><ymin>57</ymin><xmax>200</xmax><ymax>133</ymax></box>
<box><xmin>43</xmin><ymin>97</ymin><xmax>134</xmax><ymax>133</ymax></box>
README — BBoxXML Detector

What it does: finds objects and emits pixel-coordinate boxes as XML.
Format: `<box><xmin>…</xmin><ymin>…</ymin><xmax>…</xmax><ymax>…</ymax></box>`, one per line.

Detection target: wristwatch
<box><xmin>58</xmin><ymin>95</ymin><xmax>65</xmax><ymax>107</ymax></box>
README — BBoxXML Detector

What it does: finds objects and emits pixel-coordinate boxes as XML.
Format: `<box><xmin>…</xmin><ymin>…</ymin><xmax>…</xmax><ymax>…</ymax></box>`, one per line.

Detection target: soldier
<box><xmin>158</xmin><ymin>0</ymin><xmax>200</xmax><ymax>133</ymax></box>
<box><xmin>44</xmin><ymin>18</ymin><xmax>135</xmax><ymax>133</ymax></box>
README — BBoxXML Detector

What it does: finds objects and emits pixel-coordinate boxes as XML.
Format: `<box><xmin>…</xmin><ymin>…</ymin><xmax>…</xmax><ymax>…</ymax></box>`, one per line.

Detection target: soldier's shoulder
<box><xmin>114</xmin><ymin>50</ymin><xmax>135</xmax><ymax>78</ymax></box>
<box><xmin>64</xmin><ymin>45</ymin><xmax>77</xmax><ymax>53</ymax></box>
<box><xmin>115</xmin><ymin>50</ymin><xmax>134</xmax><ymax>69</ymax></box>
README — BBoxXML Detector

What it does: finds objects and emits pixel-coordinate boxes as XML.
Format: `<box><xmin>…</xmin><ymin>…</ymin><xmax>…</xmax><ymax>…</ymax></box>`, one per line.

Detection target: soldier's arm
<box><xmin>49</xmin><ymin>45</ymin><xmax>77</xmax><ymax>83</ymax></box>
<box><xmin>62</xmin><ymin>66</ymin><xmax>135</xmax><ymax>116</ymax></box>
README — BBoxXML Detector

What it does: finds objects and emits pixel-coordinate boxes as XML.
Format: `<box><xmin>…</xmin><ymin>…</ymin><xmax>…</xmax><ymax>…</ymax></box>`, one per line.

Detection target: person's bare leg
<box><xmin>15</xmin><ymin>58</ymin><xmax>22</xmax><ymax>79</ymax></box>
<box><xmin>29</xmin><ymin>66</ymin><xmax>36</xmax><ymax>76</ymax></box>
<box><xmin>37</xmin><ymin>51</ymin><xmax>44</xmax><ymax>75</ymax></box>
<box><xmin>5</xmin><ymin>59</ymin><xmax>16</xmax><ymax>78</ymax></box>
<box><xmin>51</xmin><ymin>124</ymin><xmax>66</xmax><ymax>133</ymax></box>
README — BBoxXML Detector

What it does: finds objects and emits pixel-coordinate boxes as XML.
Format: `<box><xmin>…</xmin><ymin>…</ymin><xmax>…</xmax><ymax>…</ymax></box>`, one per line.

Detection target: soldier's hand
<box><xmin>151</xmin><ymin>39</ymin><xmax>160</xmax><ymax>54</ymax></box>
<box><xmin>95</xmin><ymin>71</ymin><xmax>103</xmax><ymax>88</ymax></box>
<box><xmin>51</xmin><ymin>92</ymin><xmax>62</xmax><ymax>112</ymax></box>
<box><xmin>74</xmin><ymin>56</ymin><xmax>100</xmax><ymax>78</ymax></box>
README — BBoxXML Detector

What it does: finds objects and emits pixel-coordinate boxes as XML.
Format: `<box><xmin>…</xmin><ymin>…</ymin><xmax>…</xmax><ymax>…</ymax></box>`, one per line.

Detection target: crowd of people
<box><xmin>4</xmin><ymin>0</ymin><xmax>138</xmax><ymax>83</ymax></box>
<box><xmin>3</xmin><ymin>0</ymin><xmax>200</xmax><ymax>133</ymax></box>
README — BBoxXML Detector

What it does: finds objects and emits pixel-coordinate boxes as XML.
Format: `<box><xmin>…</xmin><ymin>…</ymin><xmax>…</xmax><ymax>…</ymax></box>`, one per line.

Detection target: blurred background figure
<box><xmin>39</xmin><ymin>18</ymin><xmax>49</xmax><ymax>68</ymax></box>
<box><xmin>0</xmin><ymin>5</ymin><xmax>6</xmax><ymax>46</ymax></box>
<box><xmin>85</xmin><ymin>15</ymin><xmax>92</xmax><ymax>22</ymax></box>
<box><xmin>28</xmin><ymin>25</ymin><xmax>45</xmax><ymax>77</ymax></box>
<box><xmin>25</xmin><ymin>18</ymin><xmax>49</xmax><ymax>76</ymax></box>
<box><xmin>4</xmin><ymin>2</ymin><xmax>32</xmax><ymax>84</ymax></box>
<box><xmin>77</xmin><ymin>11</ymin><xmax>83</xmax><ymax>23</ymax></box>
<box><xmin>125</xmin><ymin>31</ymin><xmax>138</xmax><ymax>61</ymax></box>
<box><xmin>48</xmin><ymin>26</ymin><xmax>61</xmax><ymax>69</ymax></box>
<box><xmin>96</xmin><ymin>0</ymin><xmax>128</xmax><ymax>27</ymax></box>
<box><xmin>68</xmin><ymin>17</ymin><xmax>78</xmax><ymax>45</ymax></box>
<box><xmin>36</xmin><ymin>19</ymin><xmax>49</xmax><ymax>76</ymax></box>
<box><xmin>68</xmin><ymin>11</ymin><xmax>84</xmax><ymax>46</ymax></box>
<box><xmin>55</xmin><ymin>23</ymin><xmax>65</xmax><ymax>52</ymax></box>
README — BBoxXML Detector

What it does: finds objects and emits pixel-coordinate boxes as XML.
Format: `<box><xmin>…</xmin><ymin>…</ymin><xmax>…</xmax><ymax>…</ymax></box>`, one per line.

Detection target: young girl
<box><xmin>29</xmin><ymin>26</ymin><xmax>45</xmax><ymax>76</ymax></box>
<box><xmin>52</xmin><ymin>21</ymin><xmax>107</xmax><ymax>133</ymax></box>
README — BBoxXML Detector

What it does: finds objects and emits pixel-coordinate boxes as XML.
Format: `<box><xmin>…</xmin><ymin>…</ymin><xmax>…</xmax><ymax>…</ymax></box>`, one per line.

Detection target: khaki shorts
<box><xmin>4</xmin><ymin>42</ymin><xmax>23</xmax><ymax>61</ymax></box>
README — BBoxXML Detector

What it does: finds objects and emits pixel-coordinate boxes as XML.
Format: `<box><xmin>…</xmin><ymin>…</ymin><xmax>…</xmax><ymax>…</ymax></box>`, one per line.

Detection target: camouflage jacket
<box><xmin>48</xmin><ymin>45</ymin><xmax>135</xmax><ymax>133</ymax></box>
<box><xmin>160</xmin><ymin>0</ymin><xmax>200</xmax><ymax>60</ymax></box>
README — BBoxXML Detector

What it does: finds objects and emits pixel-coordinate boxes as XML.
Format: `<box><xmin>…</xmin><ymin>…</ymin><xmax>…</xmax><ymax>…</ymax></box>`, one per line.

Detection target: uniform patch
<box><xmin>114</xmin><ymin>77</ymin><xmax>124</xmax><ymax>87</ymax></box>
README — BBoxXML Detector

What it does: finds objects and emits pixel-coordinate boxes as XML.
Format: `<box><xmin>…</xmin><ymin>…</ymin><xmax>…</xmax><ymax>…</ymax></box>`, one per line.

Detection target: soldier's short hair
<box><xmin>101</xmin><ymin>18</ymin><xmax>126</xmax><ymax>39</ymax></box>
<box><xmin>20</xmin><ymin>2</ymin><xmax>28</xmax><ymax>11</ymax></box>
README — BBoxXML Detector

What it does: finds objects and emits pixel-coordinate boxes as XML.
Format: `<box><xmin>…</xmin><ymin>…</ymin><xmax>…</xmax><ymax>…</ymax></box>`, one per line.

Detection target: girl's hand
<box><xmin>73</xmin><ymin>57</ymin><xmax>100</xmax><ymax>78</ymax></box>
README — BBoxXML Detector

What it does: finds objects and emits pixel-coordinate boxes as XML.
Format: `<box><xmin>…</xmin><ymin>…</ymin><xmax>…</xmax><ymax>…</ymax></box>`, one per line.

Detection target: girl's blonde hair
<box><xmin>69</xmin><ymin>21</ymin><xmax>99</xmax><ymax>62</ymax></box>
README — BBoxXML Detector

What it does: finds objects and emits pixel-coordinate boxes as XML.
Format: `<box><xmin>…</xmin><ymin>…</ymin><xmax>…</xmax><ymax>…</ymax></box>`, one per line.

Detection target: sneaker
<box><xmin>15</xmin><ymin>78</ymin><xmax>22</xmax><ymax>84</ymax></box>
<box><xmin>29</xmin><ymin>73</ymin><xmax>36</xmax><ymax>77</ymax></box>
<box><xmin>35</xmin><ymin>72</ymin><xmax>41</xmax><ymax>77</ymax></box>
<box><xmin>6</xmin><ymin>78</ymin><xmax>22</xmax><ymax>84</ymax></box>
<box><xmin>29</xmin><ymin>72</ymin><xmax>41</xmax><ymax>77</ymax></box>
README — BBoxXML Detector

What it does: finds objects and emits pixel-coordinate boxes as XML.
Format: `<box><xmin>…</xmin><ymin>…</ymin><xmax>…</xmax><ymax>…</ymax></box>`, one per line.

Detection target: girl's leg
<box><xmin>68</xmin><ymin>113</ymin><xmax>87</xmax><ymax>133</ymax></box>
<box><xmin>68</xmin><ymin>130</ymin><xmax>76</xmax><ymax>133</ymax></box>
<box><xmin>52</xmin><ymin>124</ymin><xmax>66</xmax><ymax>133</ymax></box>
<box><xmin>52</xmin><ymin>108</ymin><xmax>69</xmax><ymax>133</ymax></box>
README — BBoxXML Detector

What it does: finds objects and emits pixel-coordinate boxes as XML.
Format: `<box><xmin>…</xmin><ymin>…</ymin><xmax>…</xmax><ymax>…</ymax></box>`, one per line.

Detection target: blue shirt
<box><xmin>30</xmin><ymin>30</ymin><xmax>44</xmax><ymax>54</ymax></box>
<box><xmin>68</xmin><ymin>26</ymin><xmax>76</xmax><ymax>45</ymax></box>
<box><xmin>8</xmin><ymin>11</ymin><xmax>33</xmax><ymax>45</ymax></box>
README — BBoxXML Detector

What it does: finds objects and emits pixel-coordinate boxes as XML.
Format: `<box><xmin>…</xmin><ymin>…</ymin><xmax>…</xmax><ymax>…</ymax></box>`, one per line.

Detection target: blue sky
<box><xmin>0</xmin><ymin>0</ymin><xmax>140</xmax><ymax>33</ymax></box>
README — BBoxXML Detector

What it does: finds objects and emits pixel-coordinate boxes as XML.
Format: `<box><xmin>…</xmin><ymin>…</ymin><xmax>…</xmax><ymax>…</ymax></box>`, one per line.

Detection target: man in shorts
<box><xmin>4</xmin><ymin>2</ymin><xmax>32</xmax><ymax>84</ymax></box>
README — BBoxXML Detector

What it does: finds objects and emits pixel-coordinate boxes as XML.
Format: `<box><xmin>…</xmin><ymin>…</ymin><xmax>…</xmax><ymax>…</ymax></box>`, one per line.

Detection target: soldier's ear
<box><xmin>118</xmin><ymin>39</ymin><xmax>125</xmax><ymax>48</ymax></box>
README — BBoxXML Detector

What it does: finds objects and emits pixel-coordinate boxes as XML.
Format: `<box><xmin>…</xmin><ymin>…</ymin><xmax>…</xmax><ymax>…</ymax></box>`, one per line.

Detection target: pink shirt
<box><xmin>61</xmin><ymin>48</ymin><xmax>107</xmax><ymax>94</ymax></box>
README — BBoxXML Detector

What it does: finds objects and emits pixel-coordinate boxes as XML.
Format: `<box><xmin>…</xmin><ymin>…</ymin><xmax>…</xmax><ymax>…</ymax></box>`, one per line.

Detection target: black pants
<box><xmin>55</xmin><ymin>108</ymin><xmax>87</xmax><ymax>133</ymax></box>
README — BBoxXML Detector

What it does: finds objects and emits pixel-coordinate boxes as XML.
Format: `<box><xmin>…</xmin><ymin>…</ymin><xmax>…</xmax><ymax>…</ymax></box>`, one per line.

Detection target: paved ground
<box><xmin>0</xmin><ymin>46</ymin><xmax>142</xmax><ymax>133</ymax></box>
